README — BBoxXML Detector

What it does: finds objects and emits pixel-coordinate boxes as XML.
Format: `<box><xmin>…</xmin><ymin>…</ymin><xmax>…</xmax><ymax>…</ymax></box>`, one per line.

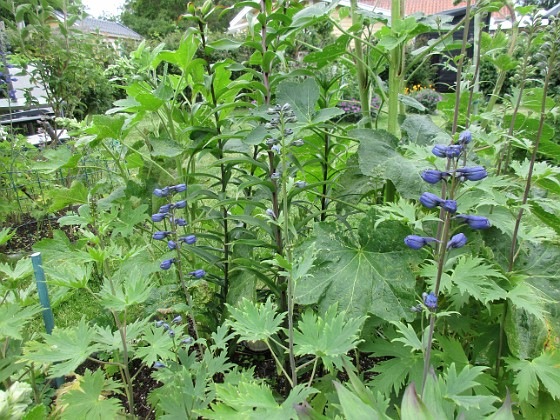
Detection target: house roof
<box><xmin>361</xmin><ymin>0</ymin><xmax>472</xmax><ymax>16</ymax></box>
<box><xmin>543</xmin><ymin>2</ymin><xmax>560</xmax><ymax>16</ymax></box>
<box><xmin>77</xmin><ymin>17</ymin><xmax>143</xmax><ymax>40</ymax></box>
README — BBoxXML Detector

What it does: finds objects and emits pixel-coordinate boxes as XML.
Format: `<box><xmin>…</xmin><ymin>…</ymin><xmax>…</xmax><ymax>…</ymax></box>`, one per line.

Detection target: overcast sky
<box><xmin>82</xmin><ymin>0</ymin><xmax>126</xmax><ymax>18</ymax></box>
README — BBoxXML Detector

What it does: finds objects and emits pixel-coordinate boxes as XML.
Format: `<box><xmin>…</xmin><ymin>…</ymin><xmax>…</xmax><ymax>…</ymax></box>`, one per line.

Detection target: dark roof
<box><xmin>543</xmin><ymin>2</ymin><xmax>560</xmax><ymax>17</ymax></box>
<box><xmin>78</xmin><ymin>17</ymin><xmax>143</xmax><ymax>40</ymax></box>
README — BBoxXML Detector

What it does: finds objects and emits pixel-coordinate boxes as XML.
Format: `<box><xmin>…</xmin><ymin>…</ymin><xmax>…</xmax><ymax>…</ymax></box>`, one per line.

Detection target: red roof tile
<box><xmin>360</xmin><ymin>0</ymin><xmax>473</xmax><ymax>16</ymax></box>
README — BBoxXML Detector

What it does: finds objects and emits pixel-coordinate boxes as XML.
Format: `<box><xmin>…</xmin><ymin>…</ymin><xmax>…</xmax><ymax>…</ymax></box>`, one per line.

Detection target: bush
<box><xmin>405</xmin><ymin>85</ymin><xmax>442</xmax><ymax>114</ymax></box>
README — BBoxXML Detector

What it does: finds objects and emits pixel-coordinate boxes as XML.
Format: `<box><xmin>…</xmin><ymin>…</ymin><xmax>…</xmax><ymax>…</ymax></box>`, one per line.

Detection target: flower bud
<box><xmin>175</xmin><ymin>218</ymin><xmax>187</xmax><ymax>226</ymax></box>
<box><xmin>271</xmin><ymin>172</ymin><xmax>281</xmax><ymax>180</ymax></box>
<box><xmin>421</xmin><ymin>169</ymin><xmax>448</xmax><ymax>184</ymax></box>
<box><xmin>159</xmin><ymin>204</ymin><xmax>173</xmax><ymax>213</ymax></box>
<box><xmin>160</xmin><ymin>258</ymin><xmax>175</xmax><ymax>270</ymax></box>
<box><xmin>174</xmin><ymin>184</ymin><xmax>187</xmax><ymax>192</ymax></box>
<box><xmin>266</xmin><ymin>209</ymin><xmax>276</xmax><ymax>218</ymax></box>
<box><xmin>447</xmin><ymin>233</ymin><xmax>467</xmax><ymax>249</ymax></box>
<box><xmin>174</xmin><ymin>200</ymin><xmax>187</xmax><ymax>209</ymax></box>
<box><xmin>153</xmin><ymin>361</ymin><xmax>166</xmax><ymax>369</ymax></box>
<box><xmin>168</xmin><ymin>330</ymin><xmax>175</xmax><ymax>337</ymax></box>
<box><xmin>271</xmin><ymin>145</ymin><xmax>281</xmax><ymax>154</ymax></box>
<box><xmin>295</xmin><ymin>181</ymin><xmax>307</xmax><ymax>188</ymax></box>
<box><xmin>167</xmin><ymin>240</ymin><xmax>177</xmax><ymax>250</ymax></box>
<box><xmin>151</xmin><ymin>213</ymin><xmax>168</xmax><ymax>222</ymax></box>
<box><xmin>291</xmin><ymin>139</ymin><xmax>304</xmax><ymax>147</ymax></box>
<box><xmin>441</xmin><ymin>200</ymin><xmax>457</xmax><ymax>213</ymax></box>
<box><xmin>423</xmin><ymin>291</ymin><xmax>438</xmax><ymax>309</ymax></box>
<box><xmin>153</xmin><ymin>187</ymin><xmax>170</xmax><ymax>197</ymax></box>
<box><xmin>153</xmin><ymin>231</ymin><xmax>172</xmax><ymax>240</ymax></box>
<box><xmin>404</xmin><ymin>235</ymin><xmax>438</xmax><ymax>250</ymax></box>
<box><xmin>455</xmin><ymin>166</ymin><xmax>487</xmax><ymax>181</ymax></box>
<box><xmin>419</xmin><ymin>192</ymin><xmax>442</xmax><ymax>208</ymax></box>
<box><xmin>458</xmin><ymin>130</ymin><xmax>472</xmax><ymax>144</ymax></box>
<box><xmin>172</xmin><ymin>315</ymin><xmax>182</xmax><ymax>324</ymax></box>
<box><xmin>155</xmin><ymin>320</ymin><xmax>164</xmax><ymax>328</ymax></box>
<box><xmin>179</xmin><ymin>235</ymin><xmax>197</xmax><ymax>245</ymax></box>
<box><xmin>455</xmin><ymin>214</ymin><xmax>491</xmax><ymax>229</ymax></box>
<box><xmin>189</xmin><ymin>269</ymin><xmax>206</xmax><ymax>279</ymax></box>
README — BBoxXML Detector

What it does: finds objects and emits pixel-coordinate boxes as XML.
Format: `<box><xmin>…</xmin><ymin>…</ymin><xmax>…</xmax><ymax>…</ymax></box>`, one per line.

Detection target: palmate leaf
<box><xmin>23</xmin><ymin>318</ymin><xmax>101</xmax><ymax>378</ymax></box>
<box><xmin>421</xmin><ymin>256</ymin><xmax>507</xmax><ymax>308</ymax></box>
<box><xmin>226</xmin><ymin>298</ymin><xmax>285</xmax><ymax>342</ymax></box>
<box><xmin>295</xmin><ymin>211</ymin><xmax>420</xmax><ymax>322</ymax></box>
<box><xmin>334</xmin><ymin>381</ymin><xmax>390</xmax><ymax>420</ymax></box>
<box><xmin>0</xmin><ymin>303</ymin><xmax>42</xmax><ymax>340</ymax></box>
<box><xmin>135</xmin><ymin>324</ymin><xmax>175</xmax><ymax>366</ymax></box>
<box><xmin>293</xmin><ymin>305</ymin><xmax>366</xmax><ymax>371</ymax></box>
<box><xmin>0</xmin><ymin>258</ymin><xmax>33</xmax><ymax>281</ymax></box>
<box><xmin>59</xmin><ymin>369</ymin><xmax>123</xmax><ymax>420</ymax></box>
<box><xmin>201</xmin><ymin>381</ymin><xmax>316</xmax><ymax>420</ymax></box>
<box><xmin>505</xmin><ymin>351</ymin><xmax>560</xmax><ymax>402</ymax></box>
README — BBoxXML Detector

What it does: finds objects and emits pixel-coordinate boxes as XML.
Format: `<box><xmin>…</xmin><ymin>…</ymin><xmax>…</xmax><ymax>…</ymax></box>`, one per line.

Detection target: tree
<box><xmin>120</xmin><ymin>0</ymin><xmax>236</xmax><ymax>39</ymax></box>
<box><xmin>521</xmin><ymin>0</ymin><xmax>558</xmax><ymax>9</ymax></box>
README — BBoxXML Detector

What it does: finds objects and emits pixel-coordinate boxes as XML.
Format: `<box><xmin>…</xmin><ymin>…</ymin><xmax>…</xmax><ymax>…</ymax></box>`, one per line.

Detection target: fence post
<box><xmin>31</xmin><ymin>252</ymin><xmax>64</xmax><ymax>388</ymax></box>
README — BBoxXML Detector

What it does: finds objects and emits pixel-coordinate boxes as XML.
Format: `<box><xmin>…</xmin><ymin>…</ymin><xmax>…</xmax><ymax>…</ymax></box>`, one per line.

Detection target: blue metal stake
<box><xmin>31</xmin><ymin>252</ymin><xmax>64</xmax><ymax>388</ymax></box>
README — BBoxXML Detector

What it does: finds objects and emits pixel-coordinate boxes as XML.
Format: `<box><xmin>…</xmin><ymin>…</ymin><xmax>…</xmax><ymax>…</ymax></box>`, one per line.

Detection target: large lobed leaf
<box><xmin>294</xmin><ymin>210</ymin><xmax>421</xmax><ymax>322</ymax></box>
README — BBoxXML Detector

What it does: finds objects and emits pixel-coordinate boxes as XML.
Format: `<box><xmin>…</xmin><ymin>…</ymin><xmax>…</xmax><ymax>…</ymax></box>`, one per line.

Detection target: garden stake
<box><xmin>31</xmin><ymin>252</ymin><xmax>64</xmax><ymax>388</ymax></box>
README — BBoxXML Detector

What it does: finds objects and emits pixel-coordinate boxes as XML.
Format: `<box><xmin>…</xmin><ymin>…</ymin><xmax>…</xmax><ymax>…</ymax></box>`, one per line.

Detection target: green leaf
<box><xmin>0</xmin><ymin>228</ymin><xmax>15</xmax><ymax>246</ymax></box>
<box><xmin>22</xmin><ymin>404</ymin><xmax>47</xmax><ymax>420</ymax></box>
<box><xmin>505</xmin><ymin>351</ymin><xmax>560</xmax><ymax>401</ymax></box>
<box><xmin>334</xmin><ymin>381</ymin><xmax>385</xmax><ymax>420</ymax></box>
<box><xmin>59</xmin><ymin>369</ymin><xmax>123</xmax><ymax>420</ymax></box>
<box><xmin>0</xmin><ymin>258</ymin><xmax>33</xmax><ymax>281</ymax></box>
<box><xmin>135</xmin><ymin>325</ymin><xmax>175</xmax><ymax>366</ymax></box>
<box><xmin>0</xmin><ymin>303</ymin><xmax>42</xmax><ymax>340</ymax></box>
<box><xmin>277</xmin><ymin>79</ymin><xmax>319</xmax><ymax>123</ymax></box>
<box><xmin>390</xmin><ymin>321</ymin><xmax>423</xmax><ymax>352</ymax></box>
<box><xmin>505</xmin><ymin>304</ymin><xmax>547</xmax><ymax>360</ymax></box>
<box><xmin>400</xmin><ymin>115</ymin><xmax>447</xmax><ymax>146</ymax></box>
<box><xmin>110</xmin><ymin>203</ymin><xmax>148</xmax><ymax>238</ymax></box>
<box><xmin>23</xmin><ymin>319</ymin><xmax>100</xmax><ymax>377</ymax></box>
<box><xmin>47</xmin><ymin>181</ymin><xmax>89</xmax><ymax>213</ymax></box>
<box><xmin>208</xmin><ymin>38</ymin><xmax>243</xmax><ymax>51</ymax></box>
<box><xmin>353</xmin><ymin>129</ymin><xmax>427</xmax><ymax>199</ymax></box>
<box><xmin>488</xmin><ymin>390</ymin><xmax>514</xmax><ymax>420</ymax></box>
<box><xmin>401</xmin><ymin>382</ymin><xmax>434</xmax><ymax>420</ymax></box>
<box><xmin>86</xmin><ymin>114</ymin><xmax>127</xmax><ymax>142</ymax></box>
<box><xmin>421</xmin><ymin>256</ymin><xmax>506</xmax><ymax>307</ymax></box>
<box><xmin>98</xmin><ymin>272</ymin><xmax>153</xmax><ymax>311</ymax></box>
<box><xmin>30</xmin><ymin>148</ymin><xmax>74</xmax><ymax>173</ymax></box>
<box><xmin>226</xmin><ymin>298</ymin><xmax>285</xmax><ymax>342</ymax></box>
<box><xmin>294</xmin><ymin>211</ymin><xmax>420</xmax><ymax>322</ymax></box>
<box><xmin>293</xmin><ymin>305</ymin><xmax>366</xmax><ymax>371</ymax></box>
<box><xmin>311</xmin><ymin>107</ymin><xmax>344</xmax><ymax>124</ymax></box>
<box><xmin>150</xmin><ymin>138</ymin><xmax>184</xmax><ymax>158</ymax></box>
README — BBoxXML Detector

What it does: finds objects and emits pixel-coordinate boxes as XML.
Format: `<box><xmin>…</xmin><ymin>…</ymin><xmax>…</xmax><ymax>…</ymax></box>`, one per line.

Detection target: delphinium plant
<box><xmin>403</xmin><ymin>130</ymin><xmax>492</xmax><ymax>391</ymax></box>
<box><xmin>151</xmin><ymin>183</ymin><xmax>205</xmax><ymax>350</ymax></box>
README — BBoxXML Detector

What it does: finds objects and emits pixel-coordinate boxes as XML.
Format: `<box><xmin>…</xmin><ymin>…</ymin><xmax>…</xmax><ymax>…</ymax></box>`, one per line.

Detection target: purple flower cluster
<box><xmin>337</xmin><ymin>97</ymin><xmax>381</xmax><ymax>122</ymax></box>
<box><xmin>152</xmin><ymin>184</ymin><xmax>206</xmax><ymax>278</ymax></box>
<box><xmin>405</xmin><ymin>130</ymin><xmax>492</xmax><ymax>311</ymax></box>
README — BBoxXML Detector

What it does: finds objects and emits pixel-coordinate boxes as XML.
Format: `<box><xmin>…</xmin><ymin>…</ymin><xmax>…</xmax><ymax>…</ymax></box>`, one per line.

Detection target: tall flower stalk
<box><xmin>404</xmin><ymin>132</ymin><xmax>491</xmax><ymax>392</ymax></box>
<box><xmin>152</xmin><ymin>184</ymin><xmax>205</xmax><ymax>354</ymax></box>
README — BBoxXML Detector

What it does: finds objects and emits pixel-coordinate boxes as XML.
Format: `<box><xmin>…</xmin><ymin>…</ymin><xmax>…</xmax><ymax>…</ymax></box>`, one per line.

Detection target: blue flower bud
<box><xmin>155</xmin><ymin>320</ymin><xmax>164</xmax><ymax>328</ymax></box>
<box><xmin>284</xmin><ymin>128</ymin><xmax>293</xmax><ymax>136</ymax></box>
<box><xmin>458</xmin><ymin>130</ymin><xmax>472</xmax><ymax>144</ymax></box>
<box><xmin>271</xmin><ymin>172</ymin><xmax>281</xmax><ymax>180</ymax></box>
<box><xmin>160</xmin><ymin>258</ymin><xmax>175</xmax><ymax>270</ymax></box>
<box><xmin>174</xmin><ymin>200</ymin><xmax>186</xmax><ymax>209</ymax></box>
<box><xmin>291</xmin><ymin>139</ymin><xmax>304</xmax><ymax>147</ymax></box>
<box><xmin>265</xmin><ymin>138</ymin><xmax>279</xmax><ymax>146</ymax></box>
<box><xmin>419</xmin><ymin>192</ymin><xmax>442</xmax><ymax>208</ymax></box>
<box><xmin>189</xmin><ymin>269</ymin><xmax>206</xmax><ymax>279</ymax></box>
<box><xmin>152</xmin><ymin>213</ymin><xmax>167</xmax><ymax>222</ymax></box>
<box><xmin>447</xmin><ymin>233</ymin><xmax>467</xmax><ymax>249</ymax></box>
<box><xmin>168</xmin><ymin>330</ymin><xmax>175</xmax><ymax>337</ymax></box>
<box><xmin>455</xmin><ymin>214</ymin><xmax>491</xmax><ymax>229</ymax></box>
<box><xmin>163</xmin><ymin>323</ymin><xmax>170</xmax><ymax>330</ymax></box>
<box><xmin>179</xmin><ymin>235</ymin><xmax>197</xmax><ymax>245</ymax></box>
<box><xmin>422</xmin><ymin>291</ymin><xmax>438</xmax><ymax>309</ymax></box>
<box><xmin>432</xmin><ymin>144</ymin><xmax>448</xmax><ymax>158</ymax></box>
<box><xmin>153</xmin><ymin>231</ymin><xmax>172</xmax><ymax>240</ymax></box>
<box><xmin>167</xmin><ymin>240</ymin><xmax>177</xmax><ymax>250</ymax></box>
<box><xmin>153</xmin><ymin>187</ymin><xmax>170</xmax><ymax>197</ymax></box>
<box><xmin>455</xmin><ymin>166</ymin><xmax>487</xmax><ymax>181</ymax></box>
<box><xmin>172</xmin><ymin>315</ymin><xmax>182</xmax><ymax>324</ymax></box>
<box><xmin>421</xmin><ymin>170</ymin><xmax>448</xmax><ymax>184</ymax></box>
<box><xmin>441</xmin><ymin>200</ymin><xmax>457</xmax><ymax>213</ymax></box>
<box><xmin>446</xmin><ymin>145</ymin><xmax>463</xmax><ymax>157</ymax></box>
<box><xmin>181</xmin><ymin>337</ymin><xmax>193</xmax><ymax>345</ymax></box>
<box><xmin>175</xmin><ymin>218</ymin><xmax>187</xmax><ymax>226</ymax></box>
<box><xmin>266</xmin><ymin>209</ymin><xmax>276</xmax><ymax>218</ymax></box>
<box><xmin>271</xmin><ymin>144</ymin><xmax>281</xmax><ymax>154</ymax></box>
<box><xmin>159</xmin><ymin>204</ymin><xmax>173</xmax><ymax>213</ymax></box>
<box><xmin>153</xmin><ymin>361</ymin><xmax>166</xmax><ymax>369</ymax></box>
<box><xmin>295</xmin><ymin>181</ymin><xmax>307</xmax><ymax>188</ymax></box>
<box><xmin>174</xmin><ymin>184</ymin><xmax>187</xmax><ymax>192</ymax></box>
<box><xmin>404</xmin><ymin>235</ymin><xmax>438</xmax><ymax>250</ymax></box>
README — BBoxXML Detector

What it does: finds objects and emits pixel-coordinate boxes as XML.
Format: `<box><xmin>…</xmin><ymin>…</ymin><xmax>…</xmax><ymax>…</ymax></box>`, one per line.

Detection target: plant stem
<box><xmin>266</xmin><ymin>340</ymin><xmax>293</xmax><ymax>388</ymax></box>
